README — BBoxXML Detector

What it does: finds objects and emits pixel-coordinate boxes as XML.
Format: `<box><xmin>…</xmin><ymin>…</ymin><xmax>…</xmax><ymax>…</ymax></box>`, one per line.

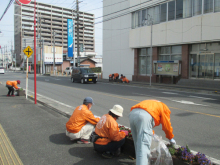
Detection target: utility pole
<box><xmin>53</xmin><ymin>30</ymin><xmax>56</xmax><ymax>75</ymax></box>
<box><xmin>148</xmin><ymin>14</ymin><xmax>153</xmax><ymax>86</ymax></box>
<box><xmin>76</xmin><ymin>0</ymin><xmax>80</xmax><ymax>67</ymax></box>
<box><xmin>1</xmin><ymin>47</ymin><xmax>3</xmax><ymax>67</ymax></box>
<box><xmin>23</xmin><ymin>39</ymin><xmax>26</xmax><ymax>73</ymax></box>
<box><xmin>15</xmin><ymin>53</ymin><xmax>16</xmax><ymax>71</ymax></box>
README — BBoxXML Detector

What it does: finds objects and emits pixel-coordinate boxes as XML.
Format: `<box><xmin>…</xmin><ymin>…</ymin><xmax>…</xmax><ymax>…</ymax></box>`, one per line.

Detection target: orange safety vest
<box><xmin>95</xmin><ymin>114</ymin><xmax>126</xmax><ymax>145</ymax></box>
<box><xmin>113</xmin><ymin>73</ymin><xmax>119</xmax><ymax>79</ymax></box>
<box><xmin>6</xmin><ymin>81</ymin><xmax>19</xmax><ymax>89</ymax></box>
<box><xmin>131</xmin><ymin>100</ymin><xmax>174</xmax><ymax>140</ymax></box>
<box><xmin>66</xmin><ymin>105</ymin><xmax>100</xmax><ymax>133</ymax></box>
<box><xmin>122</xmin><ymin>77</ymin><xmax>129</xmax><ymax>83</ymax></box>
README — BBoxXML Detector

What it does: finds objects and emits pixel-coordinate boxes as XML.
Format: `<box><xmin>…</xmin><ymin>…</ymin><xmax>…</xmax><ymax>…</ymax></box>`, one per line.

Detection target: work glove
<box><xmin>120</xmin><ymin>130</ymin><xmax>128</xmax><ymax>136</ymax></box>
<box><xmin>169</xmin><ymin>138</ymin><xmax>176</xmax><ymax>145</ymax></box>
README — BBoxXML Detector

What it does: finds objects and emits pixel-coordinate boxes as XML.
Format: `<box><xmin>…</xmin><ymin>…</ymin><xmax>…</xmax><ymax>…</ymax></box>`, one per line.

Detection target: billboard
<box><xmin>67</xmin><ymin>19</ymin><xmax>74</xmax><ymax>58</ymax></box>
<box><xmin>44</xmin><ymin>46</ymin><xmax>63</xmax><ymax>64</ymax></box>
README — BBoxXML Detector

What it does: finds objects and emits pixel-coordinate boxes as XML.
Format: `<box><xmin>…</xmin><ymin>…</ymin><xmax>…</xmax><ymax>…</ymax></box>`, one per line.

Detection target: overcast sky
<box><xmin>0</xmin><ymin>0</ymin><xmax>103</xmax><ymax>55</ymax></box>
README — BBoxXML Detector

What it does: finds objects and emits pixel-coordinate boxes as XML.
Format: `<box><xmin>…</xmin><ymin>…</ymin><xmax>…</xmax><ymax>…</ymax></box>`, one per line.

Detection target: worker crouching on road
<box><xmin>129</xmin><ymin>100</ymin><xmax>176</xmax><ymax>165</ymax></box>
<box><xmin>66</xmin><ymin>97</ymin><xmax>100</xmax><ymax>144</ymax></box>
<box><xmin>93</xmin><ymin>105</ymin><xmax>127</xmax><ymax>159</ymax></box>
<box><xmin>6</xmin><ymin>80</ymin><xmax>20</xmax><ymax>96</ymax></box>
<box><xmin>113</xmin><ymin>73</ymin><xmax>119</xmax><ymax>81</ymax></box>
<box><xmin>120</xmin><ymin>74</ymin><xmax>130</xmax><ymax>83</ymax></box>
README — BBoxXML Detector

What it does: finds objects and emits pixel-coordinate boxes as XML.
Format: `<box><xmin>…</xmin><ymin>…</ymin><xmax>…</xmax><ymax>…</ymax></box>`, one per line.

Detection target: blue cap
<box><xmin>83</xmin><ymin>97</ymin><xmax>94</xmax><ymax>105</ymax></box>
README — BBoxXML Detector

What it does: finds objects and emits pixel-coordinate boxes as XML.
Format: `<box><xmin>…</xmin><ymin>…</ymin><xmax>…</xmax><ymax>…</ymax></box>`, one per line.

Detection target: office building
<box><xmin>14</xmin><ymin>1</ymin><xmax>95</xmax><ymax>66</ymax></box>
<box><xmin>103</xmin><ymin>0</ymin><xmax>220</xmax><ymax>82</ymax></box>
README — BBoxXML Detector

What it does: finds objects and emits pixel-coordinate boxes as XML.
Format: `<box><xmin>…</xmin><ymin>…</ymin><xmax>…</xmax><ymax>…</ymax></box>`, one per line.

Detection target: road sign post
<box><xmin>23</xmin><ymin>46</ymin><xmax>33</xmax><ymax>100</ymax></box>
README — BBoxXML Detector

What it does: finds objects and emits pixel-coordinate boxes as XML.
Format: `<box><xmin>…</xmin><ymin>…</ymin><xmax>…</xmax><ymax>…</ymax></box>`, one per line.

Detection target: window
<box><xmin>193</xmin><ymin>0</ymin><xmax>202</xmax><ymax>16</ymax></box>
<box><xmin>183</xmin><ymin>0</ymin><xmax>192</xmax><ymax>18</ymax></box>
<box><xmin>142</xmin><ymin>9</ymin><xmax>148</xmax><ymax>26</ymax></box>
<box><xmin>168</xmin><ymin>1</ymin><xmax>175</xmax><ymax>21</ymax></box>
<box><xmin>204</xmin><ymin>0</ymin><xmax>213</xmax><ymax>13</ymax></box>
<box><xmin>159</xmin><ymin>46</ymin><xmax>182</xmax><ymax>60</ymax></box>
<box><xmin>176</xmin><ymin>0</ymin><xmax>183</xmax><ymax>19</ymax></box>
<box><xmin>148</xmin><ymin>6</ymin><xmax>160</xmax><ymax>24</ymax></box>
<box><xmin>160</xmin><ymin>3</ymin><xmax>167</xmax><ymax>22</ymax></box>
<box><xmin>138</xmin><ymin>10</ymin><xmax>142</xmax><ymax>27</ymax></box>
<box><xmin>132</xmin><ymin>12</ymin><xmax>137</xmax><ymax>29</ymax></box>
<box><xmin>215</xmin><ymin>0</ymin><xmax>220</xmax><ymax>12</ymax></box>
<box><xmin>138</xmin><ymin>48</ymin><xmax>151</xmax><ymax>75</ymax></box>
<box><xmin>139</xmin><ymin>49</ymin><xmax>147</xmax><ymax>75</ymax></box>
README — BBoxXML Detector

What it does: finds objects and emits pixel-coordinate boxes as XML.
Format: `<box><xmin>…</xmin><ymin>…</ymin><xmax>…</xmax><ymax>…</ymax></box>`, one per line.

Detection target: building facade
<box><xmin>14</xmin><ymin>1</ymin><xmax>95</xmax><ymax>66</ymax></box>
<box><xmin>103</xmin><ymin>0</ymin><xmax>220</xmax><ymax>82</ymax></box>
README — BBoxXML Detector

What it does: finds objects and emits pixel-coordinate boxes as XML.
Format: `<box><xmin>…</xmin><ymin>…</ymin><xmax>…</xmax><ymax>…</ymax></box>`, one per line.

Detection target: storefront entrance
<box><xmin>189</xmin><ymin>53</ymin><xmax>220</xmax><ymax>79</ymax></box>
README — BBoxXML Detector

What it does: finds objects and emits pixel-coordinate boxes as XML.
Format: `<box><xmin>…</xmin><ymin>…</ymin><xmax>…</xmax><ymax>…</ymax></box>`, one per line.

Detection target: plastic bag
<box><xmin>149</xmin><ymin>134</ymin><xmax>173</xmax><ymax>165</ymax></box>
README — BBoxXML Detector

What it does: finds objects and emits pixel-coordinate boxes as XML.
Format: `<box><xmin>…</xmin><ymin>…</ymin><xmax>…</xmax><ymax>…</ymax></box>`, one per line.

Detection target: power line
<box><xmin>0</xmin><ymin>0</ymin><xmax>14</xmax><ymax>21</ymax></box>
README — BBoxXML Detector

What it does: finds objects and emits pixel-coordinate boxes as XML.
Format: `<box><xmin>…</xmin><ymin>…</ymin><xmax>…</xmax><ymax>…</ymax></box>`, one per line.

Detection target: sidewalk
<box><xmin>0</xmin><ymin>85</ymin><xmax>135</xmax><ymax>165</ymax></box>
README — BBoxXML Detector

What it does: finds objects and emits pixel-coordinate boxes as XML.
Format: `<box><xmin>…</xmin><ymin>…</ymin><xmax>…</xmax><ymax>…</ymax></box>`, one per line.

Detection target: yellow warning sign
<box><xmin>23</xmin><ymin>46</ymin><xmax>33</xmax><ymax>58</ymax></box>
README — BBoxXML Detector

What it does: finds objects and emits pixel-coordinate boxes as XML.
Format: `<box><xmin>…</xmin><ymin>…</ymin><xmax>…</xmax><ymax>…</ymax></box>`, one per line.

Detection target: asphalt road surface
<box><xmin>1</xmin><ymin>72</ymin><xmax>220</xmax><ymax>160</ymax></box>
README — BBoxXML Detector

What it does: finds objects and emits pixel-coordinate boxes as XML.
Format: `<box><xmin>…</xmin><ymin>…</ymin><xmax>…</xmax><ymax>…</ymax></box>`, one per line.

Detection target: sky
<box><xmin>0</xmin><ymin>0</ymin><xmax>103</xmax><ymax>55</ymax></box>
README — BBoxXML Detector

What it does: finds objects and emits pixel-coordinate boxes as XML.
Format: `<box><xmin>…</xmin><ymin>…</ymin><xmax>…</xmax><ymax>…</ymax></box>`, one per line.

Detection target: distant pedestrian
<box><xmin>129</xmin><ymin>100</ymin><xmax>176</xmax><ymax>165</ymax></box>
<box><xmin>66</xmin><ymin>97</ymin><xmax>100</xmax><ymax>144</ymax></box>
<box><xmin>93</xmin><ymin>105</ymin><xmax>127</xmax><ymax>159</ymax></box>
<box><xmin>6</xmin><ymin>80</ymin><xmax>20</xmax><ymax>96</ymax></box>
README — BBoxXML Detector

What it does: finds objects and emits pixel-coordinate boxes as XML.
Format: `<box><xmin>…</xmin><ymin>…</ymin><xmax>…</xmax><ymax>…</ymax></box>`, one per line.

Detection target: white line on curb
<box><xmin>28</xmin><ymin>91</ymin><xmax>73</xmax><ymax>108</ymax></box>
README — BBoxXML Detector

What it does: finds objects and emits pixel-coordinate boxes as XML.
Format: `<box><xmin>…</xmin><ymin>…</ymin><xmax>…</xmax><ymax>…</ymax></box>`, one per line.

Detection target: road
<box><xmin>1</xmin><ymin>72</ymin><xmax>220</xmax><ymax>160</ymax></box>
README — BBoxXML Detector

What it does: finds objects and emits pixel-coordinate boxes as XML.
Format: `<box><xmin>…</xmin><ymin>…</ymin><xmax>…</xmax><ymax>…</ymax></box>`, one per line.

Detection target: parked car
<box><xmin>0</xmin><ymin>67</ymin><xmax>5</xmax><ymax>74</ymax></box>
<box><xmin>71</xmin><ymin>67</ymin><xmax>97</xmax><ymax>84</ymax></box>
<box><xmin>64</xmin><ymin>67</ymin><xmax>73</xmax><ymax>75</ymax></box>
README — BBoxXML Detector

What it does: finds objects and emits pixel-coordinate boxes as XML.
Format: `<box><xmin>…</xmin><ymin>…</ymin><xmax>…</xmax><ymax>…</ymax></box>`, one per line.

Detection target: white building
<box><xmin>103</xmin><ymin>0</ymin><xmax>220</xmax><ymax>82</ymax></box>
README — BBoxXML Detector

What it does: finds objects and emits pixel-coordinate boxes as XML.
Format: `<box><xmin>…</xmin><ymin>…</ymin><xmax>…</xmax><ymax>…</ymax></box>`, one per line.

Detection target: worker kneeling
<box><xmin>66</xmin><ymin>97</ymin><xmax>100</xmax><ymax>144</ymax></box>
<box><xmin>6</xmin><ymin>80</ymin><xmax>20</xmax><ymax>96</ymax></box>
<box><xmin>129</xmin><ymin>100</ymin><xmax>176</xmax><ymax>165</ymax></box>
<box><xmin>93</xmin><ymin>105</ymin><xmax>127</xmax><ymax>159</ymax></box>
<box><xmin>120</xmin><ymin>74</ymin><xmax>130</xmax><ymax>83</ymax></box>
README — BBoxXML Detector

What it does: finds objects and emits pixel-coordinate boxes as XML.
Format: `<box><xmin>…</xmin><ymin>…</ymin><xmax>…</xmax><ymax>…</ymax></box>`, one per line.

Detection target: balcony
<box><xmin>84</xmin><ymin>34</ymin><xmax>94</xmax><ymax>37</ymax></box>
<box><xmin>84</xmin><ymin>14</ymin><xmax>94</xmax><ymax>19</ymax></box>
<box><xmin>84</xmin><ymin>30</ymin><xmax>93</xmax><ymax>34</ymax></box>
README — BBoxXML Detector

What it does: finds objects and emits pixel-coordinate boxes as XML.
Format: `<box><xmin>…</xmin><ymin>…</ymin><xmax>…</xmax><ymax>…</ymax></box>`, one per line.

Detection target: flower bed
<box><xmin>119</xmin><ymin>126</ymin><xmax>215</xmax><ymax>165</ymax></box>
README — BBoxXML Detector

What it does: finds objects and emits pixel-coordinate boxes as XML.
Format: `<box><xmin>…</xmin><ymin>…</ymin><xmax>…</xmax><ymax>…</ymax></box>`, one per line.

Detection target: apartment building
<box><xmin>103</xmin><ymin>0</ymin><xmax>220</xmax><ymax>83</ymax></box>
<box><xmin>14</xmin><ymin>1</ymin><xmax>95</xmax><ymax>65</ymax></box>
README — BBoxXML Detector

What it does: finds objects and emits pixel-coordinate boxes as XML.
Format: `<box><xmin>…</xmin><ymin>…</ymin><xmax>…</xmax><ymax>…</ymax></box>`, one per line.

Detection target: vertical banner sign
<box><xmin>67</xmin><ymin>19</ymin><xmax>74</xmax><ymax>58</ymax></box>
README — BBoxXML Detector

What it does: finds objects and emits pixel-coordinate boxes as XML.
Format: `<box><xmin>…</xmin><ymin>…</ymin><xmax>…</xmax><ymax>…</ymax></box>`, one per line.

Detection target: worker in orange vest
<box><xmin>120</xmin><ymin>74</ymin><xmax>130</xmax><ymax>83</ymax></box>
<box><xmin>129</xmin><ymin>100</ymin><xmax>176</xmax><ymax>165</ymax></box>
<box><xmin>109</xmin><ymin>74</ymin><xmax>113</xmax><ymax>81</ymax></box>
<box><xmin>6</xmin><ymin>80</ymin><xmax>20</xmax><ymax>96</ymax></box>
<box><xmin>66</xmin><ymin>97</ymin><xmax>100</xmax><ymax>144</ymax></box>
<box><xmin>113</xmin><ymin>73</ymin><xmax>119</xmax><ymax>81</ymax></box>
<box><xmin>93</xmin><ymin>105</ymin><xmax>127</xmax><ymax>159</ymax></box>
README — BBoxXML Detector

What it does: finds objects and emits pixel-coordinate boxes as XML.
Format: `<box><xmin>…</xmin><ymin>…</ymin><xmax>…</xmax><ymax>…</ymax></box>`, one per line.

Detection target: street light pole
<box><xmin>53</xmin><ymin>30</ymin><xmax>56</xmax><ymax>75</ymax></box>
<box><xmin>34</xmin><ymin>0</ymin><xmax>37</xmax><ymax>104</ymax></box>
<box><xmin>148</xmin><ymin>14</ymin><xmax>153</xmax><ymax>86</ymax></box>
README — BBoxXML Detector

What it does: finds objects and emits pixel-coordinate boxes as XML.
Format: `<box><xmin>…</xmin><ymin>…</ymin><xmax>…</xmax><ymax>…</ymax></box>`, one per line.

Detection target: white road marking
<box><xmin>45</xmin><ymin>79</ymin><xmax>49</xmax><ymax>81</ymax></box>
<box><xmin>162</xmin><ymin>92</ymin><xmax>178</xmax><ymax>95</ymax></box>
<box><xmin>133</xmin><ymin>93</ymin><xmax>209</xmax><ymax>107</ymax></box>
<box><xmin>189</xmin><ymin>95</ymin><xmax>217</xmax><ymax>100</ymax></box>
<box><xmin>171</xmin><ymin>100</ymin><xmax>209</xmax><ymax>106</ymax></box>
<box><xmin>28</xmin><ymin>91</ymin><xmax>73</xmax><ymax>108</ymax></box>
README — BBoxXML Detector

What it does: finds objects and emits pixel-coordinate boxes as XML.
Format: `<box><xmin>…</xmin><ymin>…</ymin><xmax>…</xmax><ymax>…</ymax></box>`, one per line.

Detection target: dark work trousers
<box><xmin>6</xmin><ymin>85</ymin><xmax>14</xmax><ymax>95</ymax></box>
<box><xmin>93</xmin><ymin>138</ymin><xmax>125</xmax><ymax>153</ymax></box>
